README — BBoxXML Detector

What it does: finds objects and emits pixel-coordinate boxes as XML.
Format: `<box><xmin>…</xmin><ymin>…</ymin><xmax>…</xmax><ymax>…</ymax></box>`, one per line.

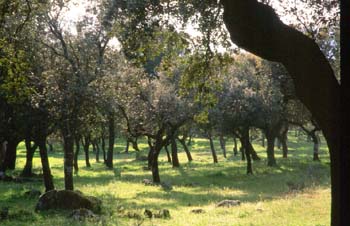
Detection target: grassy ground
<box><xmin>0</xmin><ymin>132</ymin><xmax>331</xmax><ymax>226</ymax></box>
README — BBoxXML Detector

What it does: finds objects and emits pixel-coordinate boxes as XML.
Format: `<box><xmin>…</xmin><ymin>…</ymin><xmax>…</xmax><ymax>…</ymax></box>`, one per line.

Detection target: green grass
<box><xmin>0</xmin><ymin>133</ymin><xmax>331</xmax><ymax>226</ymax></box>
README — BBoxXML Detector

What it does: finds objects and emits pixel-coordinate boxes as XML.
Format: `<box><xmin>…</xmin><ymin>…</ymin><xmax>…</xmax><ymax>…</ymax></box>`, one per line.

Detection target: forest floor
<box><xmin>0</xmin><ymin>132</ymin><xmax>331</xmax><ymax>226</ymax></box>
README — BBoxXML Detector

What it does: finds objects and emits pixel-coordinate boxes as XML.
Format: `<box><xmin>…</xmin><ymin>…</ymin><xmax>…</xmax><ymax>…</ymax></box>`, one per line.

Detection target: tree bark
<box><xmin>266</xmin><ymin>134</ymin><xmax>277</xmax><ymax>167</ymax></box>
<box><xmin>38</xmin><ymin>138</ymin><xmax>54</xmax><ymax>192</ymax></box>
<box><xmin>219</xmin><ymin>134</ymin><xmax>227</xmax><ymax>158</ymax></box>
<box><xmin>82</xmin><ymin>136</ymin><xmax>91</xmax><ymax>168</ymax></box>
<box><xmin>106</xmin><ymin>113</ymin><xmax>115</xmax><ymax>169</ymax></box>
<box><xmin>280</xmin><ymin>129</ymin><xmax>289</xmax><ymax>158</ymax></box>
<box><xmin>208</xmin><ymin>134</ymin><xmax>218</xmax><ymax>163</ymax></box>
<box><xmin>171</xmin><ymin>136</ymin><xmax>180</xmax><ymax>167</ymax></box>
<box><xmin>94</xmin><ymin>141</ymin><xmax>100</xmax><ymax>162</ymax></box>
<box><xmin>63</xmin><ymin>133</ymin><xmax>74</xmax><ymax>190</ymax></box>
<box><xmin>242</xmin><ymin>128</ymin><xmax>253</xmax><ymax>174</ymax></box>
<box><xmin>101</xmin><ymin>137</ymin><xmax>106</xmax><ymax>163</ymax></box>
<box><xmin>125</xmin><ymin>140</ymin><xmax>129</xmax><ymax>153</ymax></box>
<box><xmin>220</xmin><ymin>1</ymin><xmax>343</xmax><ymax>224</ymax></box>
<box><xmin>21</xmin><ymin>139</ymin><xmax>38</xmax><ymax>177</ymax></box>
<box><xmin>3</xmin><ymin>139</ymin><xmax>19</xmax><ymax>170</ymax></box>
<box><xmin>311</xmin><ymin>132</ymin><xmax>320</xmax><ymax>161</ymax></box>
<box><xmin>233</xmin><ymin>136</ymin><xmax>238</xmax><ymax>156</ymax></box>
<box><xmin>164</xmin><ymin>145</ymin><xmax>172</xmax><ymax>163</ymax></box>
<box><xmin>73</xmin><ymin>137</ymin><xmax>80</xmax><ymax>173</ymax></box>
<box><xmin>178</xmin><ymin>137</ymin><xmax>193</xmax><ymax>162</ymax></box>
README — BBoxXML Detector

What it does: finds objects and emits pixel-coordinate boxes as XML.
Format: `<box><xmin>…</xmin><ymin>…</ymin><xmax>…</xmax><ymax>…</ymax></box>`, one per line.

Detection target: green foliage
<box><xmin>0</xmin><ymin>39</ymin><xmax>32</xmax><ymax>104</ymax></box>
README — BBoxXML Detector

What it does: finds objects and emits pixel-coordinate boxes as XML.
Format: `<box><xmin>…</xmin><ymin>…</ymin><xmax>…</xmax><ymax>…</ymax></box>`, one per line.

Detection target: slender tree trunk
<box><xmin>101</xmin><ymin>137</ymin><xmax>106</xmax><ymax>163</ymax></box>
<box><xmin>3</xmin><ymin>139</ymin><xmax>19</xmax><ymax>170</ymax></box>
<box><xmin>21</xmin><ymin>139</ymin><xmax>38</xmax><ymax>177</ymax></box>
<box><xmin>83</xmin><ymin>136</ymin><xmax>91</xmax><ymax>168</ymax></box>
<box><xmin>165</xmin><ymin>145</ymin><xmax>172</xmax><ymax>163</ymax></box>
<box><xmin>38</xmin><ymin>138</ymin><xmax>54</xmax><ymax>192</ymax></box>
<box><xmin>74</xmin><ymin>137</ymin><xmax>80</xmax><ymax>173</ymax></box>
<box><xmin>106</xmin><ymin>114</ymin><xmax>115</xmax><ymax>169</ymax></box>
<box><xmin>266</xmin><ymin>134</ymin><xmax>277</xmax><ymax>167</ymax></box>
<box><xmin>63</xmin><ymin>133</ymin><xmax>74</xmax><ymax>190</ymax></box>
<box><xmin>261</xmin><ymin>132</ymin><xmax>265</xmax><ymax>147</ymax></box>
<box><xmin>219</xmin><ymin>135</ymin><xmax>227</xmax><ymax>158</ymax></box>
<box><xmin>240</xmin><ymin>146</ymin><xmax>245</xmax><ymax>161</ymax></box>
<box><xmin>280</xmin><ymin>129</ymin><xmax>289</xmax><ymax>158</ymax></box>
<box><xmin>171</xmin><ymin>136</ymin><xmax>180</xmax><ymax>167</ymax></box>
<box><xmin>95</xmin><ymin>141</ymin><xmax>100</xmax><ymax>162</ymax></box>
<box><xmin>233</xmin><ymin>136</ymin><xmax>238</xmax><ymax>156</ymax></box>
<box><xmin>151</xmin><ymin>148</ymin><xmax>161</xmax><ymax>183</ymax></box>
<box><xmin>125</xmin><ymin>140</ymin><xmax>129</xmax><ymax>153</ymax></box>
<box><xmin>131</xmin><ymin>138</ymin><xmax>140</xmax><ymax>151</ymax></box>
<box><xmin>178</xmin><ymin>137</ymin><xmax>193</xmax><ymax>162</ymax></box>
<box><xmin>208</xmin><ymin>134</ymin><xmax>218</xmax><ymax>163</ymax></box>
<box><xmin>311</xmin><ymin>132</ymin><xmax>320</xmax><ymax>161</ymax></box>
<box><xmin>187</xmin><ymin>135</ymin><xmax>192</xmax><ymax>146</ymax></box>
<box><xmin>242</xmin><ymin>128</ymin><xmax>253</xmax><ymax>174</ymax></box>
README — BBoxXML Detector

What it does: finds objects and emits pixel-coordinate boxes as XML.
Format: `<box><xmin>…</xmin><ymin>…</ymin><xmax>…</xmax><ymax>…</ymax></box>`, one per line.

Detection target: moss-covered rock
<box><xmin>35</xmin><ymin>190</ymin><xmax>102</xmax><ymax>213</ymax></box>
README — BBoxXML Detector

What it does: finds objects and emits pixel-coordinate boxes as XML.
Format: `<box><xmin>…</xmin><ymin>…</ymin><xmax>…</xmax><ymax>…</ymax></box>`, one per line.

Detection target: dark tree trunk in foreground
<box><xmin>4</xmin><ymin>139</ymin><xmax>19</xmax><ymax>170</ymax></box>
<box><xmin>220</xmin><ymin>1</ymin><xmax>344</xmax><ymax>224</ymax></box>
<box><xmin>178</xmin><ymin>137</ymin><xmax>193</xmax><ymax>162</ymax></box>
<box><xmin>106</xmin><ymin>114</ymin><xmax>115</xmax><ymax>169</ymax></box>
<box><xmin>74</xmin><ymin>137</ymin><xmax>80</xmax><ymax>173</ymax></box>
<box><xmin>165</xmin><ymin>145</ymin><xmax>172</xmax><ymax>163</ymax></box>
<box><xmin>171</xmin><ymin>136</ymin><xmax>180</xmax><ymax>167</ymax></box>
<box><xmin>63</xmin><ymin>134</ymin><xmax>74</xmax><ymax>190</ymax></box>
<box><xmin>82</xmin><ymin>136</ymin><xmax>91</xmax><ymax>168</ymax></box>
<box><xmin>21</xmin><ymin>139</ymin><xmax>38</xmax><ymax>177</ymax></box>
<box><xmin>149</xmin><ymin>129</ymin><xmax>166</xmax><ymax>183</ymax></box>
<box><xmin>38</xmin><ymin>139</ymin><xmax>54</xmax><ymax>191</ymax></box>
<box><xmin>208</xmin><ymin>134</ymin><xmax>218</xmax><ymax>163</ymax></box>
<box><xmin>219</xmin><ymin>135</ymin><xmax>227</xmax><ymax>158</ymax></box>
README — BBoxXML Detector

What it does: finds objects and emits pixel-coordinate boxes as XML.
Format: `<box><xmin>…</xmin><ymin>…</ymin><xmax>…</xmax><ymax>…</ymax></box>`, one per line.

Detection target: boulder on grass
<box><xmin>216</xmin><ymin>200</ymin><xmax>241</xmax><ymax>207</ymax></box>
<box><xmin>35</xmin><ymin>190</ymin><xmax>102</xmax><ymax>213</ymax></box>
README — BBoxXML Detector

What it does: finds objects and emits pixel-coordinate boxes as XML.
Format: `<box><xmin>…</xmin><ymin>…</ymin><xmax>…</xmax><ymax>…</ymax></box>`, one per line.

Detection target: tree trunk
<box><xmin>219</xmin><ymin>135</ymin><xmax>227</xmax><ymax>158</ymax></box>
<box><xmin>165</xmin><ymin>145</ymin><xmax>172</xmax><ymax>163</ymax></box>
<box><xmin>151</xmin><ymin>148</ymin><xmax>161</xmax><ymax>183</ymax></box>
<box><xmin>233</xmin><ymin>136</ymin><xmax>238</xmax><ymax>156</ymax></box>
<box><xmin>261</xmin><ymin>132</ymin><xmax>265</xmax><ymax>147</ymax></box>
<box><xmin>311</xmin><ymin>132</ymin><xmax>320</xmax><ymax>161</ymax></box>
<box><xmin>208</xmin><ymin>135</ymin><xmax>218</xmax><ymax>163</ymax></box>
<box><xmin>171</xmin><ymin>136</ymin><xmax>180</xmax><ymax>167</ymax></box>
<box><xmin>101</xmin><ymin>137</ymin><xmax>106</xmax><ymax>163</ymax></box>
<box><xmin>94</xmin><ymin>141</ymin><xmax>100</xmax><ymax>162</ymax></box>
<box><xmin>280</xmin><ymin>129</ymin><xmax>289</xmax><ymax>158</ymax></box>
<box><xmin>125</xmin><ymin>140</ymin><xmax>129</xmax><ymax>153</ymax></box>
<box><xmin>266</xmin><ymin>134</ymin><xmax>277</xmax><ymax>167</ymax></box>
<box><xmin>38</xmin><ymin>138</ymin><xmax>54</xmax><ymax>192</ymax></box>
<box><xmin>83</xmin><ymin>136</ymin><xmax>91</xmax><ymax>168</ymax></box>
<box><xmin>74</xmin><ymin>137</ymin><xmax>80</xmax><ymax>173</ymax></box>
<box><xmin>131</xmin><ymin>137</ymin><xmax>140</xmax><ymax>151</ymax></box>
<box><xmin>63</xmin><ymin>133</ymin><xmax>74</xmax><ymax>190</ymax></box>
<box><xmin>240</xmin><ymin>146</ymin><xmax>245</xmax><ymax>161</ymax></box>
<box><xmin>242</xmin><ymin>128</ymin><xmax>253</xmax><ymax>174</ymax></box>
<box><xmin>178</xmin><ymin>137</ymin><xmax>193</xmax><ymax>162</ymax></box>
<box><xmin>106</xmin><ymin>114</ymin><xmax>115</xmax><ymax>169</ymax></box>
<box><xmin>3</xmin><ymin>139</ymin><xmax>19</xmax><ymax>170</ymax></box>
<box><xmin>21</xmin><ymin>139</ymin><xmax>38</xmax><ymax>177</ymax></box>
<box><xmin>220</xmin><ymin>1</ymin><xmax>343</xmax><ymax>224</ymax></box>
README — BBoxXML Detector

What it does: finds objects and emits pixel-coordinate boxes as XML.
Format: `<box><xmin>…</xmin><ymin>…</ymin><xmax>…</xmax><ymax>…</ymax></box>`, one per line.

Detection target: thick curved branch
<box><xmin>220</xmin><ymin>0</ymin><xmax>339</xmax><ymax>149</ymax></box>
